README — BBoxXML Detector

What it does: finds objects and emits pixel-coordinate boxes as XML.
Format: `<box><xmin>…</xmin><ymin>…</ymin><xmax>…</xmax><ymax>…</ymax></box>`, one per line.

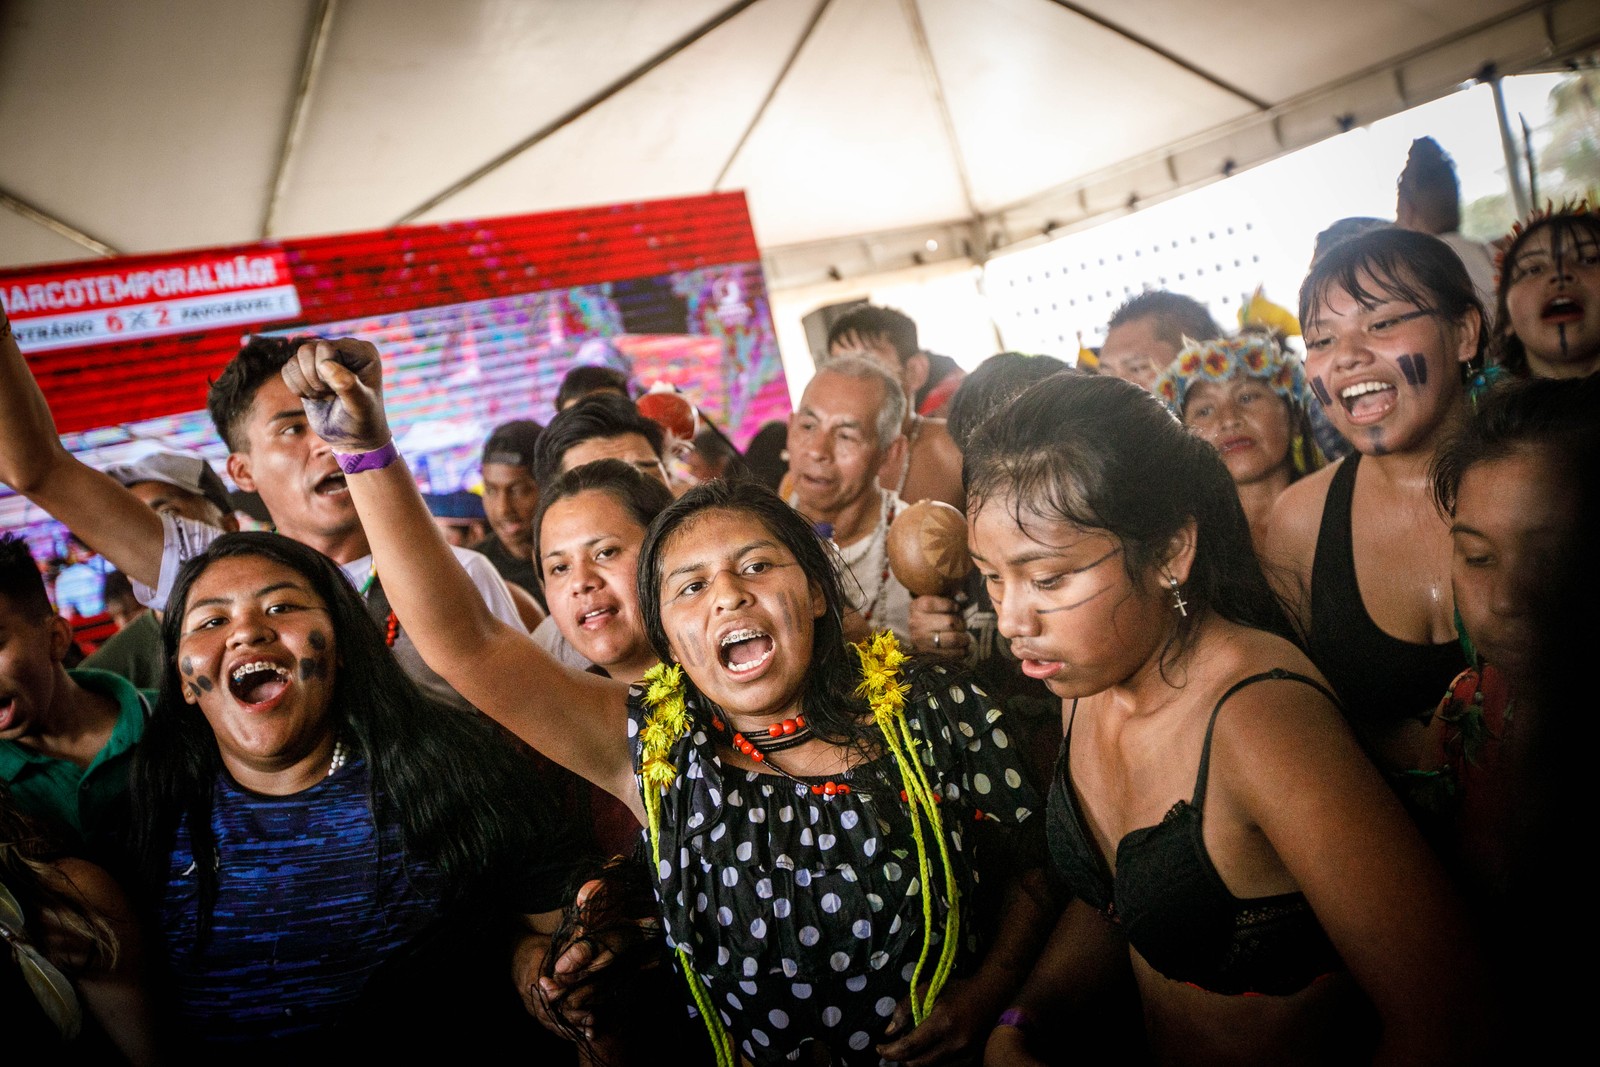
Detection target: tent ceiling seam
<box><xmin>0</xmin><ymin>187</ymin><xmax>120</xmax><ymax>258</ymax></box>
<box><xmin>712</xmin><ymin>0</ymin><xmax>835</xmax><ymax>192</ymax></box>
<box><xmin>262</xmin><ymin>0</ymin><xmax>340</xmax><ymax>239</ymax></box>
<box><xmin>902</xmin><ymin>0</ymin><xmax>982</xmax><ymax>229</ymax></box>
<box><xmin>1040</xmin><ymin>0</ymin><xmax>1271</xmax><ymax>111</ymax></box>
<box><xmin>391</xmin><ymin>0</ymin><xmax>764</xmax><ymax>225</ymax></box>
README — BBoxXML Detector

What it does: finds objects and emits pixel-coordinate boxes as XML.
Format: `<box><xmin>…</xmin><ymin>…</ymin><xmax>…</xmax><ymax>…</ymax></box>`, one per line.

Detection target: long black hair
<box><xmin>131</xmin><ymin>532</ymin><xmax>573</xmax><ymax>941</ymax></box>
<box><xmin>964</xmin><ymin>374</ymin><xmax>1294</xmax><ymax>667</ymax></box>
<box><xmin>635</xmin><ymin>480</ymin><xmax>874</xmax><ymax>746</ymax></box>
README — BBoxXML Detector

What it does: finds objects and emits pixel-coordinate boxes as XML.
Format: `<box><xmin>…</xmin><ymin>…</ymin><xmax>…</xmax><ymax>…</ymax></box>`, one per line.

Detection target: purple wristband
<box><xmin>334</xmin><ymin>440</ymin><xmax>399</xmax><ymax>474</ymax></box>
<box><xmin>996</xmin><ymin>1007</ymin><xmax>1034</xmax><ymax>1033</ymax></box>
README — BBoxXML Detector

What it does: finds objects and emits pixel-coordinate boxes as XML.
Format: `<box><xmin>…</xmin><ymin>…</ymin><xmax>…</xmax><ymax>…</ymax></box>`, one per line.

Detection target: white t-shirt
<box><xmin>835</xmin><ymin>489</ymin><xmax>913</xmax><ymax>644</ymax></box>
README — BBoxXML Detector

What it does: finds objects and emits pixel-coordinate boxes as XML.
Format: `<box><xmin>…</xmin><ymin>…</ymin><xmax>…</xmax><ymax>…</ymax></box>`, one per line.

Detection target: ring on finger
<box><xmin>933</xmin><ymin>631</ymin><xmax>942</xmax><ymax>649</ymax></box>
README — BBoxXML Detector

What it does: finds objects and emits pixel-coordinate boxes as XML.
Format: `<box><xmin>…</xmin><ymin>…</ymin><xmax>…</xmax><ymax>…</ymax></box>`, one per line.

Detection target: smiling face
<box><xmin>176</xmin><ymin>553</ymin><xmax>340</xmax><ymax>794</ymax></box>
<box><xmin>1450</xmin><ymin>446</ymin><xmax>1571</xmax><ymax>684</ymax></box>
<box><xmin>1182</xmin><ymin>378</ymin><xmax>1295</xmax><ymax>487</ymax></box>
<box><xmin>654</xmin><ymin>508</ymin><xmax>825</xmax><ymax>725</ymax></box>
<box><xmin>1502</xmin><ymin>221</ymin><xmax>1600</xmax><ymax>379</ymax></box>
<box><xmin>225</xmin><ymin>375</ymin><xmax>365</xmax><ymax>558</ymax></box>
<box><xmin>968</xmin><ymin>496</ymin><xmax>1182</xmax><ymax>699</ymax></box>
<box><xmin>482</xmin><ymin>461</ymin><xmax>540</xmax><ymax>558</ymax></box>
<box><xmin>1302</xmin><ymin>271</ymin><xmax>1475</xmax><ymax>456</ymax></box>
<box><xmin>539</xmin><ymin>489</ymin><xmax>654</xmax><ymax>679</ymax></box>
<box><xmin>1100</xmin><ymin>317</ymin><xmax>1180</xmax><ymax>393</ymax></box>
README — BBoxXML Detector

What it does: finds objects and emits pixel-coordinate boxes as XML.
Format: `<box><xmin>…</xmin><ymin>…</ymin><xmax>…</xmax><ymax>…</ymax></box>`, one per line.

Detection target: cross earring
<box><xmin>1167</xmin><ymin>574</ymin><xmax>1188</xmax><ymax>617</ymax></box>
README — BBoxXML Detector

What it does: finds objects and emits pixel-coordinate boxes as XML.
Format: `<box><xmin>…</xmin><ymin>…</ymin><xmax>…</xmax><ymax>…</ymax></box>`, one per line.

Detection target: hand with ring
<box><xmin>910</xmin><ymin>594</ymin><xmax>969</xmax><ymax>659</ymax></box>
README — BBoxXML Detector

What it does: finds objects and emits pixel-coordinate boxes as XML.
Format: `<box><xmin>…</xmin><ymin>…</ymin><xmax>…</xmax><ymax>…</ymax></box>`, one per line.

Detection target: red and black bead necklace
<box><xmin>713</xmin><ymin>713</ymin><xmax>857</xmax><ymax>797</ymax></box>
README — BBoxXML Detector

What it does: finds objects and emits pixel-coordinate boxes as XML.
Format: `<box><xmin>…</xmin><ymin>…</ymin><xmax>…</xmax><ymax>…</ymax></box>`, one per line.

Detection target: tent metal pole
<box><xmin>393</xmin><ymin>0</ymin><xmax>763</xmax><ymax>225</ymax></box>
<box><xmin>262</xmin><ymin>0</ymin><xmax>340</xmax><ymax>239</ymax></box>
<box><xmin>1485</xmin><ymin>67</ymin><xmax>1532</xmax><ymax>218</ymax></box>
<box><xmin>712</xmin><ymin>0</ymin><xmax>834</xmax><ymax>191</ymax></box>
<box><xmin>0</xmin><ymin>188</ymin><xmax>120</xmax><ymax>258</ymax></box>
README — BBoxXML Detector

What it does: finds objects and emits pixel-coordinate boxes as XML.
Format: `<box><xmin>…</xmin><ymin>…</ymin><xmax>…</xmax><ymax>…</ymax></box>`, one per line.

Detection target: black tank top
<box><xmin>1046</xmin><ymin>670</ymin><xmax>1344</xmax><ymax>996</ymax></box>
<box><xmin>1307</xmin><ymin>454</ymin><xmax>1465</xmax><ymax>732</ymax></box>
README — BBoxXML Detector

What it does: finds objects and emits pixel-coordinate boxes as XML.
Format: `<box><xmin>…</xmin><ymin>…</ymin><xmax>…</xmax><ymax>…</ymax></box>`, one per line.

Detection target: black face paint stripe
<box><xmin>1311</xmin><ymin>376</ymin><xmax>1333</xmax><ymax>407</ymax></box>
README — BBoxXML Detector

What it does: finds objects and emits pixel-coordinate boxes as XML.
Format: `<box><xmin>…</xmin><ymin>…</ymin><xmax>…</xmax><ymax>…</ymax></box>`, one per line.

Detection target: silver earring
<box><xmin>1167</xmin><ymin>574</ymin><xmax>1188</xmax><ymax>617</ymax></box>
<box><xmin>780</xmin><ymin>449</ymin><xmax>790</xmax><ymax>463</ymax></box>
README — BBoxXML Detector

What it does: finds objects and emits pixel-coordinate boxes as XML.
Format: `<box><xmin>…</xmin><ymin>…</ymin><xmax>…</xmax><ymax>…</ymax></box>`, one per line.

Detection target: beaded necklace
<box><xmin>839</xmin><ymin>490</ymin><xmax>898</xmax><ymax>628</ymax></box>
<box><xmin>357</xmin><ymin>567</ymin><xmax>400</xmax><ymax>648</ymax></box>
<box><xmin>636</xmin><ymin>633</ymin><xmax>959</xmax><ymax>1065</ymax></box>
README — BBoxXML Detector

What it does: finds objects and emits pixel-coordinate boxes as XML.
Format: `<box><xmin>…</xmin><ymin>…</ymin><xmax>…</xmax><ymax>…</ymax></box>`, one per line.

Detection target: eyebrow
<box><xmin>664</xmin><ymin>539</ymin><xmax>781</xmax><ymax>582</ymax></box>
<box><xmin>542</xmin><ymin>535</ymin><xmax>615</xmax><ymax>562</ymax></box>
<box><xmin>266</xmin><ymin>408</ymin><xmax>306</xmax><ymax>425</ymax></box>
<box><xmin>184</xmin><ymin>581</ymin><xmax>305</xmax><ymax>614</ymax></box>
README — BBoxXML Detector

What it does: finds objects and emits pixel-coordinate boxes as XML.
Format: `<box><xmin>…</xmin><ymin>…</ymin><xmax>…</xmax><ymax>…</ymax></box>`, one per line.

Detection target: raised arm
<box><xmin>281</xmin><ymin>339</ymin><xmax>640</xmax><ymax>818</ymax></box>
<box><xmin>1218</xmin><ymin>678</ymin><xmax>1496</xmax><ymax>1064</ymax></box>
<box><xmin>0</xmin><ymin>304</ymin><xmax>165</xmax><ymax>587</ymax></box>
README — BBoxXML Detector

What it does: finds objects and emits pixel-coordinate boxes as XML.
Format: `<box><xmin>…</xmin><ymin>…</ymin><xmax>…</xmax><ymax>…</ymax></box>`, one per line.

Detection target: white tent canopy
<box><xmin>2</xmin><ymin>0</ymin><xmax>1596</xmax><ymax>288</ymax></box>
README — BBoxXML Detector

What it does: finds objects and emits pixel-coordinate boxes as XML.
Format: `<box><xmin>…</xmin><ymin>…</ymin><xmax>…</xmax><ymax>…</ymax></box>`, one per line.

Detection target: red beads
<box><xmin>766</xmin><ymin>716</ymin><xmax>805</xmax><ymax>738</ymax></box>
<box><xmin>810</xmin><ymin>781</ymin><xmax>850</xmax><ymax>796</ymax></box>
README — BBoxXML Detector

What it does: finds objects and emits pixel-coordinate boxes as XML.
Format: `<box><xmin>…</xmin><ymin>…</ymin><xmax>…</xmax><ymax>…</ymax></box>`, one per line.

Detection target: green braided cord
<box><xmin>646</xmin><ymin>781</ymin><xmax>736</xmax><ymax>1067</ymax></box>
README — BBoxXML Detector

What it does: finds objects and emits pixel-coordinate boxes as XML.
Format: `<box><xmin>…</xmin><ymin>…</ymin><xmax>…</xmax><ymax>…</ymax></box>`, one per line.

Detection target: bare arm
<box><xmin>281</xmin><ymin>339</ymin><xmax>641</xmax><ymax>819</ymax></box>
<box><xmin>1259</xmin><ymin>463</ymin><xmax>1334</xmax><ymax>635</ymax></box>
<box><xmin>46</xmin><ymin>858</ymin><xmax>161</xmax><ymax>1066</ymax></box>
<box><xmin>1217</xmin><ymin>680</ymin><xmax>1495</xmax><ymax>1064</ymax></box>
<box><xmin>983</xmin><ymin>897</ymin><xmax>1133</xmax><ymax>1066</ymax></box>
<box><xmin>0</xmin><ymin>305</ymin><xmax>165</xmax><ymax>586</ymax></box>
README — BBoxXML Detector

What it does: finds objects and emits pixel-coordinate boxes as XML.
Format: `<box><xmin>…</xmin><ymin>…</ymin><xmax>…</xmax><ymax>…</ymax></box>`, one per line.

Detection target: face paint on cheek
<box><xmin>195</xmin><ymin>675</ymin><xmax>214</xmax><ymax>692</ymax></box>
<box><xmin>674</xmin><ymin>628</ymin><xmax>710</xmax><ymax>670</ymax></box>
<box><xmin>1396</xmin><ymin>353</ymin><xmax>1428</xmax><ymax>387</ymax></box>
<box><xmin>298</xmin><ymin>657</ymin><xmax>326</xmax><ymax>681</ymax></box>
<box><xmin>186</xmin><ymin>683</ymin><xmax>201</xmax><ymax>700</ymax></box>
<box><xmin>1310</xmin><ymin>376</ymin><xmax>1333</xmax><ymax>408</ymax></box>
<box><xmin>309</xmin><ymin>631</ymin><xmax>328</xmax><ymax>652</ymax></box>
<box><xmin>180</xmin><ymin>656</ymin><xmax>195</xmax><ymax>677</ymax></box>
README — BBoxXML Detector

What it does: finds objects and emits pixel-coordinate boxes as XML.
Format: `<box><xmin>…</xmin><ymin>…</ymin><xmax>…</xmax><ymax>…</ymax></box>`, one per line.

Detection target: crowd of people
<box><xmin>0</xmin><ymin>137</ymin><xmax>1596</xmax><ymax>1063</ymax></box>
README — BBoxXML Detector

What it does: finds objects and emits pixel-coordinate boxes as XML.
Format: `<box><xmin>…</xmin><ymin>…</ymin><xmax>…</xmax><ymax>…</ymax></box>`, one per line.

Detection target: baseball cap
<box><xmin>481</xmin><ymin>420</ymin><xmax>544</xmax><ymax>471</ymax></box>
<box><xmin>104</xmin><ymin>451</ymin><xmax>235</xmax><ymax>518</ymax></box>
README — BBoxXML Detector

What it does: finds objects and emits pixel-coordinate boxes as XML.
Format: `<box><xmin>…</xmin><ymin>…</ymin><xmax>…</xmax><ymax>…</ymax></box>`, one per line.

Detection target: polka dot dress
<box><xmin>627</xmin><ymin>662</ymin><xmax>1039</xmax><ymax>1065</ymax></box>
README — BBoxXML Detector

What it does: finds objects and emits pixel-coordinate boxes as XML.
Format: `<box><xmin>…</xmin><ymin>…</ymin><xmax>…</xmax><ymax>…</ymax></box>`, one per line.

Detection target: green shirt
<box><xmin>82</xmin><ymin>609</ymin><xmax>165</xmax><ymax>691</ymax></box>
<box><xmin>0</xmin><ymin>668</ymin><xmax>149</xmax><ymax>851</ymax></box>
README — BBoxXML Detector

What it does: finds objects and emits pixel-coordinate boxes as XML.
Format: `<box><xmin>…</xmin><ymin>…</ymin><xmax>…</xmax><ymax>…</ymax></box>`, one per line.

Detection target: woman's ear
<box><xmin>1159</xmin><ymin>519</ymin><xmax>1199</xmax><ymax>587</ymax></box>
<box><xmin>1452</xmin><ymin>306</ymin><xmax>1483</xmax><ymax>366</ymax></box>
<box><xmin>810</xmin><ymin>578</ymin><xmax>827</xmax><ymax>620</ymax></box>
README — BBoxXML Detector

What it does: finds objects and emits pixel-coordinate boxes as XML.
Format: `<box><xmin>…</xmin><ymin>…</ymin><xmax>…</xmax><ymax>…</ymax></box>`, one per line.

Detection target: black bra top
<box><xmin>1046</xmin><ymin>669</ymin><xmax>1344</xmax><ymax>996</ymax></box>
<box><xmin>1307</xmin><ymin>454</ymin><xmax>1466</xmax><ymax>732</ymax></box>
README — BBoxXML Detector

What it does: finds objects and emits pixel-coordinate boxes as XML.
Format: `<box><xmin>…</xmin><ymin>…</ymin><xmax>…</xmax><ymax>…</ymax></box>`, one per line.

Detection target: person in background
<box><xmin>786</xmin><ymin>356</ymin><xmax>914</xmax><ymax>643</ymax></box>
<box><xmin>0</xmin><ymin>535</ymin><xmax>150</xmax><ymax>862</ymax></box>
<box><xmin>739</xmin><ymin>420</ymin><xmax>790</xmax><ymax>492</ymax></box>
<box><xmin>914</xmin><ymin>351</ymin><xmax>966</xmax><ymax>418</ymax></box>
<box><xmin>424</xmin><ymin>490</ymin><xmax>489</xmax><ymax>548</ymax></box>
<box><xmin>555</xmin><ymin>365</ymin><xmax>630</xmax><ymax>412</ymax></box>
<box><xmin>81</xmin><ymin>453</ymin><xmax>240</xmax><ymax>691</ymax></box>
<box><xmin>0</xmin><ymin>325</ymin><xmax>526</xmax><ymax>715</ymax></box>
<box><xmin>1427</xmin><ymin>375</ymin><xmax>1600</xmax><ymax>919</ymax></box>
<box><xmin>2</xmin><ymin>784</ymin><xmax>158</xmax><ymax>1062</ymax></box>
<box><xmin>1312</xmin><ymin>217</ymin><xmax>1390</xmax><ymax>267</ymax></box>
<box><xmin>1154</xmin><ymin>335</ymin><xmax>1323</xmax><ymax>553</ymax></box>
<box><xmin>475</xmin><ymin>419</ymin><xmax>547</xmax><ymax>600</ymax></box>
<box><xmin>1396</xmin><ymin>136</ymin><xmax>1497</xmax><ymax>313</ymax></box>
<box><xmin>826</xmin><ymin>304</ymin><xmax>965</xmax><ymax>510</ymax></box>
<box><xmin>1264</xmin><ymin>228</ymin><xmax>1481</xmax><ymax>824</ymax></box>
<box><xmin>532</xmin><ymin>393</ymin><xmax>670</xmax><ymax>491</ymax></box>
<box><xmin>684</xmin><ymin>426</ymin><xmax>748</xmax><ymax>484</ymax></box>
<box><xmin>100</xmin><ymin>571</ymin><xmax>144</xmax><ymax>632</ymax></box>
<box><xmin>1489</xmin><ymin>202</ymin><xmax>1600</xmax><ymax>380</ymax></box>
<box><xmin>1097</xmin><ymin>289</ymin><xmax>1224</xmax><ymax>393</ymax></box>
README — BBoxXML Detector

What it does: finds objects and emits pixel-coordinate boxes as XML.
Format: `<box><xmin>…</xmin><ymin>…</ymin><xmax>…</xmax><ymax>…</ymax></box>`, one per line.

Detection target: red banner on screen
<box><xmin>0</xmin><ymin>193</ymin><xmax>761</xmax><ymax>434</ymax></box>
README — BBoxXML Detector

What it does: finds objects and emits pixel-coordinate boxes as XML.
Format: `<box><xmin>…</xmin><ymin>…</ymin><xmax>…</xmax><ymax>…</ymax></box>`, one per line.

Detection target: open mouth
<box><xmin>1542</xmin><ymin>295</ymin><xmax>1584</xmax><ymax>323</ymax></box>
<box><xmin>229</xmin><ymin>660</ymin><xmax>291</xmax><ymax>706</ymax></box>
<box><xmin>0</xmin><ymin>695</ymin><xmax>16</xmax><ymax>731</ymax></box>
<box><xmin>719</xmin><ymin>628</ymin><xmax>775</xmax><ymax>674</ymax></box>
<box><xmin>1339</xmin><ymin>380</ymin><xmax>1397</xmax><ymax>422</ymax></box>
<box><xmin>1216</xmin><ymin>435</ymin><xmax>1255</xmax><ymax>455</ymax></box>
<box><xmin>577</xmin><ymin>606</ymin><xmax>618</xmax><ymax>630</ymax></box>
<box><xmin>313</xmin><ymin>471</ymin><xmax>349</xmax><ymax>497</ymax></box>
